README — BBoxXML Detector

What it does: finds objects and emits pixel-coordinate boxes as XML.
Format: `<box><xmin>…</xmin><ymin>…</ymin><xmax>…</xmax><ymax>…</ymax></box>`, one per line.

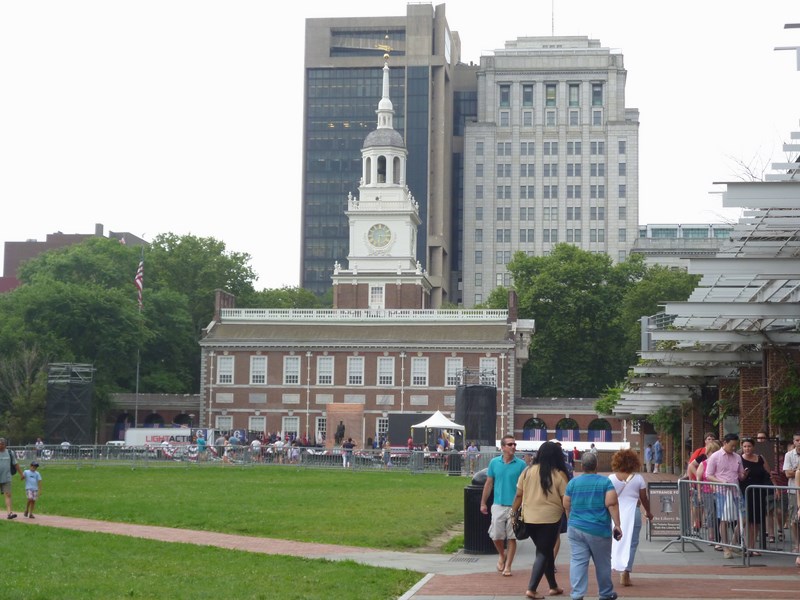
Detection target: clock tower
<box><xmin>333</xmin><ymin>53</ymin><xmax>431</xmax><ymax>310</ymax></box>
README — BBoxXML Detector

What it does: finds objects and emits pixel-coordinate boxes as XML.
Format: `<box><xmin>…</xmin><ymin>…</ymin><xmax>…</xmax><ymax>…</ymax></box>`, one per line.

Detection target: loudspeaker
<box><xmin>456</xmin><ymin>385</ymin><xmax>497</xmax><ymax>447</ymax></box>
<box><xmin>45</xmin><ymin>379</ymin><xmax>94</xmax><ymax>445</ymax></box>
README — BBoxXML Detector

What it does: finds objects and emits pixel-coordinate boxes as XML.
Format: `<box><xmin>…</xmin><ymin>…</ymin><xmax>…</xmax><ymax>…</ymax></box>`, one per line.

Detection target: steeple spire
<box><xmin>376</xmin><ymin>43</ymin><xmax>394</xmax><ymax>130</ymax></box>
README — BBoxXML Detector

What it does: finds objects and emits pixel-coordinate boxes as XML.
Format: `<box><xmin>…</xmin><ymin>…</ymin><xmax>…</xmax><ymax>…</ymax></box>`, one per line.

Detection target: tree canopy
<box><xmin>482</xmin><ymin>245</ymin><xmax>698</xmax><ymax>398</ymax></box>
<box><xmin>0</xmin><ymin>234</ymin><xmax>303</xmax><ymax>441</ymax></box>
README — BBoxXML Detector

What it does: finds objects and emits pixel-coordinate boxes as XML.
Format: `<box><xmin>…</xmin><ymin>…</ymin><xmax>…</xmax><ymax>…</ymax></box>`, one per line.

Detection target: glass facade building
<box><xmin>302</xmin><ymin>5</ymin><xmax>461</xmax><ymax>304</ymax></box>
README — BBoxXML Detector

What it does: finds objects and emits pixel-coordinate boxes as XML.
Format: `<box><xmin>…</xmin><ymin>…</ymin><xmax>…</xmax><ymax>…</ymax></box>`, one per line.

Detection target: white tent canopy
<box><xmin>411</xmin><ymin>410</ymin><xmax>465</xmax><ymax>432</ymax></box>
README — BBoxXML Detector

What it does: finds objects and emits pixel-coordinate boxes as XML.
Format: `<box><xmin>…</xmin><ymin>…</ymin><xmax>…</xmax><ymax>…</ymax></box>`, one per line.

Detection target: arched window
<box><xmin>173</xmin><ymin>414</ymin><xmax>192</xmax><ymax>427</ymax></box>
<box><xmin>377</xmin><ymin>156</ymin><xmax>387</xmax><ymax>183</ymax></box>
<box><xmin>393</xmin><ymin>156</ymin><xmax>402</xmax><ymax>184</ymax></box>
<box><xmin>365</xmin><ymin>157</ymin><xmax>372</xmax><ymax>184</ymax></box>
<box><xmin>143</xmin><ymin>413</ymin><xmax>165</xmax><ymax>427</ymax></box>
<box><xmin>522</xmin><ymin>417</ymin><xmax>547</xmax><ymax>441</ymax></box>
<box><xmin>588</xmin><ymin>418</ymin><xmax>612</xmax><ymax>442</ymax></box>
<box><xmin>555</xmin><ymin>418</ymin><xmax>580</xmax><ymax>442</ymax></box>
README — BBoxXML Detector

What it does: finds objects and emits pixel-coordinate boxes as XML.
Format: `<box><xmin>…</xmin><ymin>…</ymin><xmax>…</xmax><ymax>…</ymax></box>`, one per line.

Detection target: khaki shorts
<box><xmin>489</xmin><ymin>504</ymin><xmax>514</xmax><ymax>540</ymax></box>
<box><xmin>0</xmin><ymin>482</ymin><xmax>10</xmax><ymax>495</ymax></box>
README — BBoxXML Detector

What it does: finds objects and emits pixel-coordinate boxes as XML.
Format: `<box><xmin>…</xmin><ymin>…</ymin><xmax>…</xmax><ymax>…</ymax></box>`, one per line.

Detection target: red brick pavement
<box><xmin>15</xmin><ymin>514</ymin><xmax>369</xmax><ymax>558</ymax></box>
<box><xmin>415</xmin><ymin>564</ymin><xmax>800</xmax><ymax>599</ymax></box>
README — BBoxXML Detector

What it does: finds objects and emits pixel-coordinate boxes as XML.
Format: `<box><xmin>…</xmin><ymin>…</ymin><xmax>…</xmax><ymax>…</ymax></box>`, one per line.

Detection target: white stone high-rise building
<box><xmin>462</xmin><ymin>37</ymin><xmax>639</xmax><ymax>306</ymax></box>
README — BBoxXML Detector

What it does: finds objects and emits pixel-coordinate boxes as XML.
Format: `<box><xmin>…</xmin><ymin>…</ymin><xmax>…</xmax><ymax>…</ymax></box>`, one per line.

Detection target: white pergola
<box><xmin>615</xmin><ymin>155</ymin><xmax>800</xmax><ymax>417</ymax></box>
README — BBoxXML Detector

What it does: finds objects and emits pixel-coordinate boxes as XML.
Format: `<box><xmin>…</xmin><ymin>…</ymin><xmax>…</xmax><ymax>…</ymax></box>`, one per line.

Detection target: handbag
<box><xmin>512</xmin><ymin>508</ymin><xmax>529</xmax><ymax>540</ymax></box>
<box><xmin>8</xmin><ymin>449</ymin><xmax>16</xmax><ymax>475</ymax></box>
<box><xmin>512</xmin><ymin>466</ymin><xmax>531</xmax><ymax>540</ymax></box>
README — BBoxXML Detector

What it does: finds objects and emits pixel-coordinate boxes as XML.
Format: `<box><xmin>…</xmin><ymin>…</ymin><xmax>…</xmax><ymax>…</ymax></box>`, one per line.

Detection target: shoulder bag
<box><xmin>512</xmin><ymin>467</ymin><xmax>531</xmax><ymax>540</ymax></box>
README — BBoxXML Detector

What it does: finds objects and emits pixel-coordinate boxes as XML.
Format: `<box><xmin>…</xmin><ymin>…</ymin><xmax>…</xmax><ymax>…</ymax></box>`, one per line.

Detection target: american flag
<box><xmin>134</xmin><ymin>259</ymin><xmax>144</xmax><ymax>309</ymax></box>
<box><xmin>557</xmin><ymin>429</ymin><xmax>578</xmax><ymax>442</ymax></box>
<box><xmin>589</xmin><ymin>430</ymin><xmax>611</xmax><ymax>442</ymax></box>
<box><xmin>528</xmin><ymin>428</ymin><xmax>546</xmax><ymax>441</ymax></box>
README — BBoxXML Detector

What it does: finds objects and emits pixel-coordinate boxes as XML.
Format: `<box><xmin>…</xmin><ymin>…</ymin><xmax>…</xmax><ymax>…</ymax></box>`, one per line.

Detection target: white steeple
<box><xmin>331</xmin><ymin>48</ymin><xmax>431</xmax><ymax>310</ymax></box>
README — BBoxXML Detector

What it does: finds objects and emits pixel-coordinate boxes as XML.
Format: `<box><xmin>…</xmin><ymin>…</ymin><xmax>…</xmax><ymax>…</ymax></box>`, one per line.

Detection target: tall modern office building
<box><xmin>461</xmin><ymin>37</ymin><xmax>640</xmax><ymax>306</ymax></box>
<box><xmin>302</xmin><ymin>3</ymin><xmax>466</xmax><ymax>306</ymax></box>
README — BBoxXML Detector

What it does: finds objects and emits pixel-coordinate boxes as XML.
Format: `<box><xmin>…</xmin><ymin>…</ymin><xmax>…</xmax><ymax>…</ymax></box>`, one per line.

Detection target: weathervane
<box><xmin>375</xmin><ymin>34</ymin><xmax>392</xmax><ymax>60</ymax></box>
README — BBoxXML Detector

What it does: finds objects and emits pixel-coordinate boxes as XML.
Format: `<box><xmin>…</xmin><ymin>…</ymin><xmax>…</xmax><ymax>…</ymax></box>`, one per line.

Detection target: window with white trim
<box><xmin>377</xmin><ymin>357</ymin><xmax>395</xmax><ymax>386</ymax></box>
<box><xmin>315</xmin><ymin>417</ymin><xmax>327</xmax><ymax>444</ymax></box>
<box><xmin>445</xmin><ymin>357</ymin><xmax>463</xmax><ymax>387</ymax></box>
<box><xmin>215</xmin><ymin>415</ymin><xmax>233</xmax><ymax>430</ymax></box>
<box><xmin>317</xmin><ymin>356</ymin><xmax>334</xmax><ymax>385</ymax></box>
<box><xmin>282</xmin><ymin>416</ymin><xmax>299</xmax><ymax>439</ymax></box>
<box><xmin>283</xmin><ymin>356</ymin><xmax>300</xmax><ymax>385</ymax></box>
<box><xmin>480</xmin><ymin>358</ymin><xmax>498</xmax><ymax>386</ymax></box>
<box><xmin>217</xmin><ymin>355</ymin><xmax>234</xmax><ymax>385</ymax></box>
<box><xmin>347</xmin><ymin>356</ymin><xmax>364</xmax><ymax>386</ymax></box>
<box><xmin>369</xmin><ymin>286</ymin><xmax>384</xmax><ymax>309</ymax></box>
<box><xmin>411</xmin><ymin>357</ymin><xmax>428</xmax><ymax>387</ymax></box>
<box><xmin>249</xmin><ymin>416</ymin><xmax>266</xmax><ymax>433</ymax></box>
<box><xmin>249</xmin><ymin>356</ymin><xmax>266</xmax><ymax>385</ymax></box>
<box><xmin>376</xmin><ymin>417</ymin><xmax>389</xmax><ymax>440</ymax></box>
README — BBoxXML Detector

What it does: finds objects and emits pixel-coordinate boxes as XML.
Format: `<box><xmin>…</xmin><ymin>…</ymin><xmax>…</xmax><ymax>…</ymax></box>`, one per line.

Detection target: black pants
<box><xmin>525</xmin><ymin>520</ymin><xmax>562</xmax><ymax>592</ymax></box>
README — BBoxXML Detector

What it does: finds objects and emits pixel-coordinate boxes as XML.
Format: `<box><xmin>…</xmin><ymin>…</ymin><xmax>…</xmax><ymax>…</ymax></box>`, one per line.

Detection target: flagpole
<box><xmin>134</xmin><ymin>248</ymin><xmax>144</xmax><ymax>428</ymax></box>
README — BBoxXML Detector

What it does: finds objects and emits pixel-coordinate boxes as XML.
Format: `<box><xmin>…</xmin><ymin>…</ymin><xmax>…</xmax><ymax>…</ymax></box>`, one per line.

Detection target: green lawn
<box><xmin>2</xmin><ymin>525</ymin><xmax>419</xmax><ymax>600</ymax></box>
<box><xmin>1</xmin><ymin>465</ymin><xmax>469</xmax><ymax>599</ymax></box>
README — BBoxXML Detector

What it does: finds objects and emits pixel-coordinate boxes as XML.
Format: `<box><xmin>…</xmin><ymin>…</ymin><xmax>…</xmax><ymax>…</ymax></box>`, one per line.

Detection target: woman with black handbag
<box><xmin>511</xmin><ymin>441</ymin><xmax>569</xmax><ymax>599</ymax></box>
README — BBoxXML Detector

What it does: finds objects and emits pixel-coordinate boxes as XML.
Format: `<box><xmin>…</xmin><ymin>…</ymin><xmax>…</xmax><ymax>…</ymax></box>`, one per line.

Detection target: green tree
<box><xmin>620</xmin><ymin>264</ymin><xmax>700</xmax><ymax>363</ymax></box>
<box><xmin>506</xmin><ymin>245</ymin><xmax>635</xmax><ymax>397</ymax></box>
<box><xmin>242</xmin><ymin>286</ymin><xmax>323</xmax><ymax>309</ymax></box>
<box><xmin>145</xmin><ymin>233</ymin><xmax>257</xmax><ymax>334</ymax></box>
<box><xmin>0</xmin><ymin>344</ymin><xmax>49</xmax><ymax>443</ymax></box>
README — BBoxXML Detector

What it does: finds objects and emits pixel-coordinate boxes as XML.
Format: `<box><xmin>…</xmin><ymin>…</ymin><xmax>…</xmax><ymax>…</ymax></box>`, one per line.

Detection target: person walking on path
<box><xmin>609</xmin><ymin>449</ymin><xmax>652</xmax><ymax>587</ymax></box>
<box><xmin>783</xmin><ymin>432</ymin><xmax>800</xmax><ymax>562</ymax></box>
<box><xmin>511</xmin><ymin>441</ymin><xmax>569</xmax><ymax>599</ymax></box>
<box><xmin>705</xmin><ymin>433</ymin><xmax>746</xmax><ymax>559</ymax></box>
<box><xmin>481</xmin><ymin>435</ymin><xmax>527</xmax><ymax>577</ymax></box>
<box><xmin>0</xmin><ymin>437</ymin><xmax>24</xmax><ymax>519</ymax></box>
<box><xmin>643</xmin><ymin>444</ymin><xmax>653</xmax><ymax>473</ymax></box>
<box><xmin>563</xmin><ymin>451</ymin><xmax>621</xmax><ymax>600</ymax></box>
<box><xmin>652</xmin><ymin>437</ymin><xmax>663</xmax><ymax>473</ymax></box>
<box><xmin>22</xmin><ymin>462</ymin><xmax>42</xmax><ymax>518</ymax></box>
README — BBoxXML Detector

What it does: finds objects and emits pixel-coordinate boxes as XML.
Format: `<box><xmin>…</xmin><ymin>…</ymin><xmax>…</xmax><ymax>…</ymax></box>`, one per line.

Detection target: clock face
<box><xmin>367</xmin><ymin>223</ymin><xmax>392</xmax><ymax>248</ymax></box>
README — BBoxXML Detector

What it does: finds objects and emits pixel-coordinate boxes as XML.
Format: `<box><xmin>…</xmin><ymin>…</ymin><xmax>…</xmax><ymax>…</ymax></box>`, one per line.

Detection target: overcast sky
<box><xmin>1</xmin><ymin>1</ymin><xmax>799</xmax><ymax>289</ymax></box>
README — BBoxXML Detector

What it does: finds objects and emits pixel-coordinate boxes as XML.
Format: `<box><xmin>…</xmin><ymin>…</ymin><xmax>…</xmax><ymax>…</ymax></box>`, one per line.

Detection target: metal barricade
<box><xmin>6</xmin><ymin>444</ymin><xmax>477</xmax><ymax>475</ymax></box>
<box><xmin>677</xmin><ymin>479</ymin><xmax>800</xmax><ymax>566</ymax></box>
<box><xmin>742</xmin><ymin>484</ymin><xmax>799</xmax><ymax>565</ymax></box>
<box><xmin>677</xmin><ymin>479</ymin><xmax>747</xmax><ymax>563</ymax></box>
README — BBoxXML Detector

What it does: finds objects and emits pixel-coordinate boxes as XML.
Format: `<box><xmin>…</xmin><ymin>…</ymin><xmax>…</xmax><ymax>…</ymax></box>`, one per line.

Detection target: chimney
<box><xmin>95</xmin><ymin>223</ymin><xmax>104</xmax><ymax>236</ymax></box>
<box><xmin>507</xmin><ymin>290</ymin><xmax>518</xmax><ymax>323</ymax></box>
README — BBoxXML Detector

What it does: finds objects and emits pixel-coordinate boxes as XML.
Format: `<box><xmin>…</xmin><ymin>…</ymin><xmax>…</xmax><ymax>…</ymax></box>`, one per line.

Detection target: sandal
<box><xmin>525</xmin><ymin>593</ymin><xmax>545</xmax><ymax>600</ymax></box>
<box><xmin>497</xmin><ymin>558</ymin><xmax>506</xmax><ymax>572</ymax></box>
<box><xmin>548</xmin><ymin>588</ymin><xmax>564</xmax><ymax>596</ymax></box>
<box><xmin>502</xmin><ymin>569</ymin><xmax>513</xmax><ymax>577</ymax></box>
<box><xmin>767</xmin><ymin>535</ymin><xmax>776</xmax><ymax>543</ymax></box>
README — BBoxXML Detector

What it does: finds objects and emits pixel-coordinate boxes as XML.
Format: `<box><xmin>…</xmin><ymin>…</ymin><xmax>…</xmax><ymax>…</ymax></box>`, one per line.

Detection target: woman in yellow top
<box><xmin>511</xmin><ymin>441</ymin><xmax>570</xmax><ymax>599</ymax></box>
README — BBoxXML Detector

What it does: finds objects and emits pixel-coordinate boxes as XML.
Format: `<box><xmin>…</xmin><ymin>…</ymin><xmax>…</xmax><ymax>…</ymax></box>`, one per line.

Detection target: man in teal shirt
<box><xmin>481</xmin><ymin>435</ymin><xmax>526</xmax><ymax>576</ymax></box>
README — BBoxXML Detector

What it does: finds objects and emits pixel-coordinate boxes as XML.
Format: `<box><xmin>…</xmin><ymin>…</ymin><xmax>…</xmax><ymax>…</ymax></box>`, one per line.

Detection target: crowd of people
<box><xmin>481</xmin><ymin>436</ymin><xmax>647</xmax><ymax>599</ymax></box>
<box><xmin>687</xmin><ymin>430</ymin><xmax>800</xmax><ymax>565</ymax></box>
<box><xmin>479</xmin><ymin>430</ymin><xmax>800</xmax><ymax>598</ymax></box>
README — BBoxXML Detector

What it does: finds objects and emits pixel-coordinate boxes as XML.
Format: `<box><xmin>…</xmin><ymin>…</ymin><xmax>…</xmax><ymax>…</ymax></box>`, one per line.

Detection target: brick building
<box><xmin>198</xmin><ymin>55</ymin><xmax>534</xmax><ymax>447</ymax></box>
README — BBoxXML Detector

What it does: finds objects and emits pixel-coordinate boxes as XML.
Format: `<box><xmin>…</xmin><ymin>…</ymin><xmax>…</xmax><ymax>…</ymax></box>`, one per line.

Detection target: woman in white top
<box><xmin>609</xmin><ymin>449</ymin><xmax>653</xmax><ymax>587</ymax></box>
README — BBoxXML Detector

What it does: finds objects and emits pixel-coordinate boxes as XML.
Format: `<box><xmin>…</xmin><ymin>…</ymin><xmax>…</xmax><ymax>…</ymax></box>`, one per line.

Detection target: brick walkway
<box><xmin>14</xmin><ymin>513</ymin><xmax>800</xmax><ymax>599</ymax></box>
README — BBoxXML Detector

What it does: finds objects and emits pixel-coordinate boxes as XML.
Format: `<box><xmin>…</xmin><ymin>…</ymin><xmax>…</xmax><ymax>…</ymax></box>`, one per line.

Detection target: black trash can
<box><xmin>448</xmin><ymin>451</ymin><xmax>463</xmax><ymax>476</ymax></box>
<box><xmin>463</xmin><ymin>468</ymin><xmax>497</xmax><ymax>554</ymax></box>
